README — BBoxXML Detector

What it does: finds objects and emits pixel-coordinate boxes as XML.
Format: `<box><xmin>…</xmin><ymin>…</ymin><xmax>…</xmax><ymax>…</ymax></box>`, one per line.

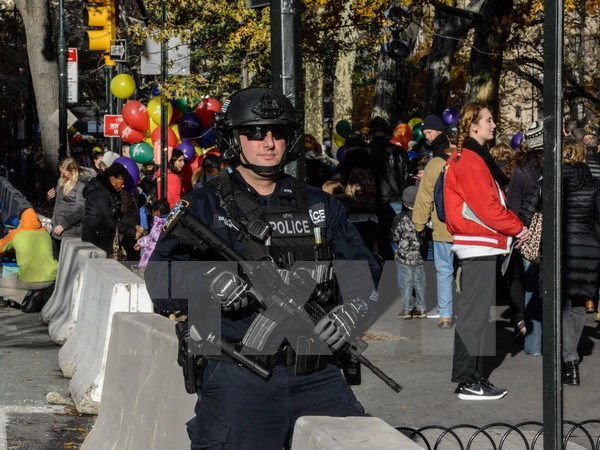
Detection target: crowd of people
<box><xmin>1</xmin><ymin>88</ymin><xmax>599</xmax><ymax>446</ymax></box>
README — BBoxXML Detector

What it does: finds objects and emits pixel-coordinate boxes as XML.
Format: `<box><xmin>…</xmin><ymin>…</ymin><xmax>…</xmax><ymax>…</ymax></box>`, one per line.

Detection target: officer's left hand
<box><xmin>314</xmin><ymin>300</ymin><xmax>367</xmax><ymax>352</ymax></box>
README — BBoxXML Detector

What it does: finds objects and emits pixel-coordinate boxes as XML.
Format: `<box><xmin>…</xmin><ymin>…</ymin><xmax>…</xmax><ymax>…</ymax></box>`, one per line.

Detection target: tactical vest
<box><xmin>210</xmin><ymin>171</ymin><xmax>332</xmax><ymax>268</ymax></box>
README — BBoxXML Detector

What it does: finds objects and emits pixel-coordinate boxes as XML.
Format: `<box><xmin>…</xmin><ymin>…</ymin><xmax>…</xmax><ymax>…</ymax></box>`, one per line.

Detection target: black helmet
<box><xmin>214</xmin><ymin>87</ymin><xmax>302</xmax><ymax>174</ymax></box>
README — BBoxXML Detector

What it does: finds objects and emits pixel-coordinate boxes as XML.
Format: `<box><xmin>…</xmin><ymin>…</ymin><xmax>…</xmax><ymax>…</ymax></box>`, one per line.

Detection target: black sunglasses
<box><xmin>238</xmin><ymin>125</ymin><xmax>287</xmax><ymax>141</ymax></box>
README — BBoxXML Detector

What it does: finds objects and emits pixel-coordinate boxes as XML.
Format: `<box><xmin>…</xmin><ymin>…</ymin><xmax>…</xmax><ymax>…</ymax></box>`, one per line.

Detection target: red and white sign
<box><xmin>104</xmin><ymin>114</ymin><xmax>123</xmax><ymax>137</ymax></box>
<box><xmin>67</xmin><ymin>47</ymin><xmax>78</xmax><ymax>104</ymax></box>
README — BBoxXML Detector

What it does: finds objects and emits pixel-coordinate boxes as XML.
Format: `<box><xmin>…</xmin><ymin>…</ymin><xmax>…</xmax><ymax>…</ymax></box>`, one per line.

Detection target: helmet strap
<box><xmin>238</xmin><ymin>149</ymin><xmax>285</xmax><ymax>177</ymax></box>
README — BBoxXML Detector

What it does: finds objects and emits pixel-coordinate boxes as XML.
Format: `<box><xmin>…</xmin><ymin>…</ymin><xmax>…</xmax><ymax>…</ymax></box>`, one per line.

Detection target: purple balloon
<box><xmin>198</xmin><ymin>127</ymin><xmax>216</xmax><ymax>148</ymax></box>
<box><xmin>336</xmin><ymin>145</ymin><xmax>347</xmax><ymax>163</ymax></box>
<box><xmin>442</xmin><ymin>107</ymin><xmax>460</xmax><ymax>127</ymax></box>
<box><xmin>511</xmin><ymin>131</ymin><xmax>524</xmax><ymax>149</ymax></box>
<box><xmin>178</xmin><ymin>112</ymin><xmax>204</xmax><ymax>139</ymax></box>
<box><xmin>113</xmin><ymin>156</ymin><xmax>140</xmax><ymax>193</ymax></box>
<box><xmin>176</xmin><ymin>139</ymin><xmax>196</xmax><ymax>163</ymax></box>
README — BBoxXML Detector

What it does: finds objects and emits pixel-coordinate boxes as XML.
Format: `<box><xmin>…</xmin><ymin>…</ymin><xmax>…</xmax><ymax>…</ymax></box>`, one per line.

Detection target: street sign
<box><xmin>67</xmin><ymin>48</ymin><xmax>78</xmax><ymax>104</ymax></box>
<box><xmin>247</xmin><ymin>0</ymin><xmax>270</xmax><ymax>8</ymax></box>
<box><xmin>110</xmin><ymin>39</ymin><xmax>126</xmax><ymax>62</ymax></box>
<box><xmin>103</xmin><ymin>114</ymin><xmax>123</xmax><ymax>137</ymax></box>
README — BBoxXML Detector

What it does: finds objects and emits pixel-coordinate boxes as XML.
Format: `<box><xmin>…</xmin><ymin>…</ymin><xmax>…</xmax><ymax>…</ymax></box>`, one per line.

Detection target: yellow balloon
<box><xmin>110</xmin><ymin>74</ymin><xmax>136</xmax><ymax>99</ymax></box>
<box><xmin>333</xmin><ymin>132</ymin><xmax>346</xmax><ymax>148</ymax></box>
<box><xmin>147</xmin><ymin>97</ymin><xmax>173</xmax><ymax>126</ymax></box>
<box><xmin>171</xmin><ymin>124</ymin><xmax>181</xmax><ymax>141</ymax></box>
<box><xmin>408</xmin><ymin>117</ymin><xmax>423</xmax><ymax>130</ymax></box>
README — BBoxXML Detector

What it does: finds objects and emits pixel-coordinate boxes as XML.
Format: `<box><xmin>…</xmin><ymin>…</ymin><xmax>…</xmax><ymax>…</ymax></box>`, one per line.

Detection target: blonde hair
<box><xmin>456</xmin><ymin>102</ymin><xmax>489</xmax><ymax>161</ymax></box>
<box><xmin>58</xmin><ymin>157</ymin><xmax>80</xmax><ymax>195</ymax></box>
<box><xmin>562</xmin><ymin>137</ymin><xmax>586</xmax><ymax>164</ymax></box>
<box><xmin>490</xmin><ymin>142</ymin><xmax>513</xmax><ymax>162</ymax></box>
<box><xmin>322</xmin><ymin>180</ymin><xmax>345</xmax><ymax>196</ymax></box>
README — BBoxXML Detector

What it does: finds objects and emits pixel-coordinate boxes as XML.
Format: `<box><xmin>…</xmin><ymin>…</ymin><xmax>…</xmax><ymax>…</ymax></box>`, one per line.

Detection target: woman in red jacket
<box><xmin>156</xmin><ymin>149</ymin><xmax>187</xmax><ymax>209</ymax></box>
<box><xmin>444</xmin><ymin>102</ymin><xmax>529</xmax><ymax>401</ymax></box>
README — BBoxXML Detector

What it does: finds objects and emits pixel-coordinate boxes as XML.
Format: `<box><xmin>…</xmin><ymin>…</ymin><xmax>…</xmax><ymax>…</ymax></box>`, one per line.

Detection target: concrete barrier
<box><xmin>291</xmin><ymin>416</ymin><xmax>424</xmax><ymax>450</ymax></box>
<box><xmin>57</xmin><ymin>259</ymin><xmax>154</xmax><ymax>414</ymax></box>
<box><xmin>82</xmin><ymin>313</ymin><xmax>196</xmax><ymax>449</ymax></box>
<box><xmin>42</xmin><ymin>238</ymin><xmax>106</xmax><ymax>334</ymax></box>
<box><xmin>0</xmin><ymin>177</ymin><xmax>31</xmax><ymax>219</ymax></box>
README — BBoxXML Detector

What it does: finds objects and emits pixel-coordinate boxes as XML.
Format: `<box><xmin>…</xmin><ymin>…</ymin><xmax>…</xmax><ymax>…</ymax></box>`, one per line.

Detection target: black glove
<box><xmin>314</xmin><ymin>298</ymin><xmax>369</xmax><ymax>352</ymax></box>
<box><xmin>207</xmin><ymin>268</ymin><xmax>250</xmax><ymax>312</ymax></box>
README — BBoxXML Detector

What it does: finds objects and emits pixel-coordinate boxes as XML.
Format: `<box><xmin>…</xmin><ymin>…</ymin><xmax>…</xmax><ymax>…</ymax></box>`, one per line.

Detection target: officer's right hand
<box><xmin>207</xmin><ymin>269</ymin><xmax>250</xmax><ymax>311</ymax></box>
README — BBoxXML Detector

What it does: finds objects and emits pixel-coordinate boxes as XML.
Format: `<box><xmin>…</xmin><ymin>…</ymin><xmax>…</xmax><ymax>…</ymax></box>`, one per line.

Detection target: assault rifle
<box><xmin>163</xmin><ymin>200</ymin><xmax>401</xmax><ymax>393</ymax></box>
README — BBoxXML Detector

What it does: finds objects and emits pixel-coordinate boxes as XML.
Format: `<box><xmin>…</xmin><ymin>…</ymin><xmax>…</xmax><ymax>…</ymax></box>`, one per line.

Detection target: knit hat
<box><xmin>369</xmin><ymin>116</ymin><xmax>389</xmax><ymax>134</ymax></box>
<box><xmin>524</xmin><ymin>121</ymin><xmax>544</xmax><ymax>150</ymax></box>
<box><xmin>422</xmin><ymin>114</ymin><xmax>445</xmax><ymax>132</ymax></box>
<box><xmin>402</xmin><ymin>186</ymin><xmax>418</xmax><ymax>208</ymax></box>
<box><xmin>571</xmin><ymin>128</ymin><xmax>591</xmax><ymax>141</ymax></box>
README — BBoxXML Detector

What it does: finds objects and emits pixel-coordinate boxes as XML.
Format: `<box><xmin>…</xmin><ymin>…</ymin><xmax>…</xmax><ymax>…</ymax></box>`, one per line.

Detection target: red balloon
<box><xmin>122</xmin><ymin>100</ymin><xmax>149</xmax><ymax>132</ymax></box>
<box><xmin>189</xmin><ymin>154</ymin><xmax>204</xmax><ymax>172</ymax></box>
<box><xmin>119</xmin><ymin>121</ymin><xmax>144</xmax><ymax>144</ymax></box>
<box><xmin>151</xmin><ymin>126</ymin><xmax>179</xmax><ymax>148</ymax></box>
<box><xmin>205</xmin><ymin>147</ymin><xmax>221</xmax><ymax>157</ymax></box>
<box><xmin>169</xmin><ymin>106</ymin><xmax>183</xmax><ymax>126</ymax></box>
<box><xmin>393</xmin><ymin>123</ymin><xmax>412</xmax><ymax>142</ymax></box>
<box><xmin>195</xmin><ymin>98</ymin><xmax>222</xmax><ymax>127</ymax></box>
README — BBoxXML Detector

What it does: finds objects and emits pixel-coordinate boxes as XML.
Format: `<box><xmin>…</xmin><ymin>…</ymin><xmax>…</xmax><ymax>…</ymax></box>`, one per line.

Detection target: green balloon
<box><xmin>412</xmin><ymin>123</ymin><xmax>424</xmax><ymax>142</ymax></box>
<box><xmin>335</xmin><ymin>120</ymin><xmax>352</xmax><ymax>139</ymax></box>
<box><xmin>173</xmin><ymin>97</ymin><xmax>193</xmax><ymax>113</ymax></box>
<box><xmin>130</xmin><ymin>141</ymin><xmax>154</xmax><ymax>164</ymax></box>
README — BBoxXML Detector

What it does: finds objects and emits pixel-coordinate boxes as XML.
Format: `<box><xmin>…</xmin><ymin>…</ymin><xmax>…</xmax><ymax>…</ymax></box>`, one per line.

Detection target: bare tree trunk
<box><xmin>304</xmin><ymin>62</ymin><xmax>324</xmax><ymax>143</ymax></box>
<box><xmin>14</xmin><ymin>0</ymin><xmax>60</xmax><ymax>182</ymax></box>
<box><xmin>332</xmin><ymin>3</ymin><xmax>355</xmax><ymax>151</ymax></box>
<box><xmin>422</xmin><ymin>7</ymin><xmax>472</xmax><ymax>116</ymax></box>
<box><xmin>464</xmin><ymin>0</ymin><xmax>514</xmax><ymax>116</ymax></box>
<box><xmin>372</xmin><ymin>46</ymin><xmax>395</xmax><ymax>123</ymax></box>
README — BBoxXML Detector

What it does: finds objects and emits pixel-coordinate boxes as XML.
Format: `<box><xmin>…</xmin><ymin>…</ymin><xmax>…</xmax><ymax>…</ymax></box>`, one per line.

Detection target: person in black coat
<box><xmin>81</xmin><ymin>163</ymin><xmax>144</xmax><ymax>255</ymax></box>
<box><xmin>524</xmin><ymin>138</ymin><xmax>600</xmax><ymax>384</ymax></box>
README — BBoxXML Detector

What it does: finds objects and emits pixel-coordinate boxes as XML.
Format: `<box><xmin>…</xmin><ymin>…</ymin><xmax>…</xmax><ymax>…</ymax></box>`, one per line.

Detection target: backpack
<box><xmin>433</xmin><ymin>155</ymin><xmax>450</xmax><ymax>223</ymax></box>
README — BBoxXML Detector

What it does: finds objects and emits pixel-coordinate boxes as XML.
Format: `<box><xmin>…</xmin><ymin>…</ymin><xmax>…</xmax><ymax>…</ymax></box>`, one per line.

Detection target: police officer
<box><xmin>146</xmin><ymin>87</ymin><xmax>381</xmax><ymax>449</ymax></box>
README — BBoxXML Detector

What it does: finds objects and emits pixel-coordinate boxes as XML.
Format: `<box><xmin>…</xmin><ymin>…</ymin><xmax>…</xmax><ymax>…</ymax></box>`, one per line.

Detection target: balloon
<box><xmin>335</xmin><ymin>120</ymin><xmax>352</xmax><ymax>139</ymax></box>
<box><xmin>113</xmin><ymin>156</ymin><xmax>140</xmax><ymax>193</ymax></box>
<box><xmin>151</xmin><ymin>126</ymin><xmax>179</xmax><ymax>149</ymax></box>
<box><xmin>442</xmin><ymin>106</ymin><xmax>460</xmax><ymax>127</ymax></box>
<box><xmin>169</xmin><ymin>105</ymin><xmax>182</xmax><ymax>126</ymax></box>
<box><xmin>407</xmin><ymin>150</ymin><xmax>420</xmax><ymax>161</ymax></box>
<box><xmin>151</xmin><ymin>84</ymin><xmax>161</xmax><ymax>97</ymax></box>
<box><xmin>110</xmin><ymin>74</ymin><xmax>136</xmax><ymax>99</ymax></box>
<box><xmin>171</xmin><ymin>124</ymin><xmax>181</xmax><ymax>141</ymax></box>
<box><xmin>189</xmin><ymin>154</ymin><xmax>204</xmax><ymax>173</ymax></box>
<box><xmin>176</xmin><ymin>140</ymin><xmax>196</xmax><ymax>163</ymax></box>
<box><xmin>173</xmin><ymin>97</ymin><xmax>193</xmax><ymax>114</ymax></box>
<box><xmin>130</xmin><ymin>141</ymin><xmax>154</xmax><ymax>164</ymax></box>
<box><xmin>511</xmin><ymin>131</ymin><xmax>524</xmax><ymax>149</ymax></box>
<box><xmin>390</xmin><ymin>138</ymin><xmax>403</xmax><ymax>147</ymax></box>
<box><xmin>147</xmin><ymin>97</ymin><xmax>173</xmax><ymax>126</ymax></box>
<box><xmin>333</xmin><ymin>132</ymin><xmax>346</xmax><ymax>149</ymax></box>
<box><xmin>206</xmin><ymin>147</ymin><xmax>222</xmax><ymax>157</ymax></box>
<box><xmin>408</xmin><ymin>117</ymin><xmax>423</xmax><ymax>129</ymax></box>
<box><xmin>335</xmin><ymin>146</ymin><xmax>347</xmax><ymax>163</ymax></box>
<box><xmin>198</xmin><ymin>127</ymin><xmax>217</xmax><ymax>148</ymax></box>
<box><xmin>122</xmin><ymin>100</ymin><xmax>149</xmax><ymax>132</ymax></box>
<box><xmin>393</xmin><ymin>124</ymin><xmax>412</xmax><ymax>142</ymax></box>
<box><xmin>118</xmin><ymin>121</ymin><xmax>144</xmax><ymax>144</ymax></box>
<box><xmin>195</xmin><ymin>98</ymin><xmax>222</xmax><ymax>127</ymax></box>
<box><xmin>178</xmin><ymin>113</ymin><xmax>204</xmax><ymax>139</ymax></box>
<box><xmin>412</xmin><ymin>123</ymin><xmax>424</xmax><ymax>142</ymax></box>
<box><xmin>153</xmin><ymin>143</ymin><xmax>174</xmax><ymax>166</ymax></box>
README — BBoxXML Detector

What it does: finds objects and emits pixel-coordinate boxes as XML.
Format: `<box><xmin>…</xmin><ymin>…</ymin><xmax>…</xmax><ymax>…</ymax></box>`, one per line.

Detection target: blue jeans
<box><xmin>433</xmin><ymin>241</ymin><xmax>454</xmax><ymax>318</ymax></box>
<box><xmin>397</xmin><ymin>263</ymin><xmax>426</xmax><ymax>311</ymax></box>
<box><xmin>523</xmin><ymin>259</ymin><xmax>542</xmax><ymax>355</ymax></box>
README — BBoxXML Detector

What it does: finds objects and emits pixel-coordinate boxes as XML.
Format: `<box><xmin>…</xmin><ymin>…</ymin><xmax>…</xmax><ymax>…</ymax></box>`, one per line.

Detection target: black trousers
<box><xmin>451</xmin><ymin>256</ymin><xmax>497</xmax><ymax>384</ymax></box>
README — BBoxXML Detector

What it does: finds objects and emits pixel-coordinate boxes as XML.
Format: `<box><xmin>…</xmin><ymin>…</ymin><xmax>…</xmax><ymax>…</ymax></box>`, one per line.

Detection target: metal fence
<box><xmin>396</xmin><ymin>420</ymin><xmax>600</xmax><ymax>449</ymax></box>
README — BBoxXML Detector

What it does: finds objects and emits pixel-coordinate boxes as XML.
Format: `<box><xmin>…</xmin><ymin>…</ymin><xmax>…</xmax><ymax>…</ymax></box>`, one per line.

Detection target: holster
<box><xmin>175</xmin><ymin>320</ymin><xmax>207</xmax><ymax>394</ymax></box>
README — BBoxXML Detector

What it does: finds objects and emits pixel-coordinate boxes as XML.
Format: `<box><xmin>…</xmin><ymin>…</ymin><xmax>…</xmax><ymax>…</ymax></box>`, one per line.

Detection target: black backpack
<box><xmin>433</xmin><ymin>155</ymin><xmax>450</xmax><ymax>223</ymax></box>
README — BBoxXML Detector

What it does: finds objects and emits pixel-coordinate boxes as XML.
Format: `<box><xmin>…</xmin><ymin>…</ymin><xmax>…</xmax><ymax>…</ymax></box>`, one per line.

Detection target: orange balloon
<box><xmin>393</xmin><ymin>124</ymin><xmax>412</xmax><ymax>142</ymax></box>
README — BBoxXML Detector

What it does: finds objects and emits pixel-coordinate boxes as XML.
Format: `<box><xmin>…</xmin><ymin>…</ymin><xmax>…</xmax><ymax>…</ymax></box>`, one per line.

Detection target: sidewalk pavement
<box><xmin>1</xmin><ymin>293</ymin><xmax>600</xmax><ymax>448</ymax></box>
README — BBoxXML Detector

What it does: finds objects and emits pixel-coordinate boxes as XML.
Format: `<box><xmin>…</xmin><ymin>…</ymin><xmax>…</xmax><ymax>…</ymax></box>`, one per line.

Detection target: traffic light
<box><xmin>383</xmin><ymin>6</ymin><xmax>417</xmax><ymax>59</ymax></box>
<box><xmin>84</xmin><ymin>0</ymin><xmax>116</xmax><ymax>53</ymax></box>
